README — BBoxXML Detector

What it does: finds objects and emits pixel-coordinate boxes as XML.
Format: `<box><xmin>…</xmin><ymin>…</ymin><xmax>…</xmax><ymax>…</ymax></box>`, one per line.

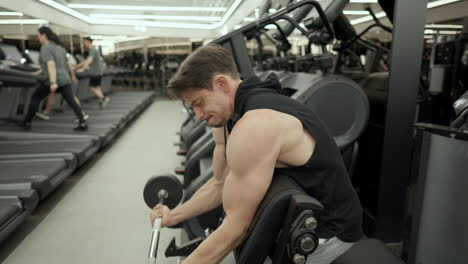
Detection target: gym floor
<box><xmin>0</xmin><ymin>100</ymin><xmax>185</xmax><ymax>264</ymax></box>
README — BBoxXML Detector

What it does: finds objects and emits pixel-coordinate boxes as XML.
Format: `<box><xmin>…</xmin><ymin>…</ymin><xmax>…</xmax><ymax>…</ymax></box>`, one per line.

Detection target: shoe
<box><xmin>74</xmin><ymin>122</ymin><xmax>88</xmax><ymax>131</ymax></box>
<box><xmin>99</xmin><ymin>96</ymin><xmax>111</xmax><ymax>108</ymax></box>
<box><xmin>19</xmin><ymin>121</ymin><xmax>31</xmax><ymax>130</ymax></box>
<box><xmin>74</xmin><ymin>113</ymin><xmax>90</xmax><ymax>123</ymax></box>
<box><xmin>35</xmin><ymin>112</ymin><xmax>50</xmax><ymax>120</ymax></box>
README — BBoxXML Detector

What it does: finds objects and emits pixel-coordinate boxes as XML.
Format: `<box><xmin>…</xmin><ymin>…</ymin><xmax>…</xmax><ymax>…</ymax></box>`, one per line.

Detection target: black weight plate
<box><xmin>143</xmin><ymin>174</ymin><xmax>183</xmax><ymax>209</ymax></box>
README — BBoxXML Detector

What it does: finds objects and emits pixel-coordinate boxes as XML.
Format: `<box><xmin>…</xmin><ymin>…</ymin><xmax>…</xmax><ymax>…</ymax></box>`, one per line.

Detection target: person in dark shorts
<box><xmin>21</xmin><ymin>26</ymin><xmax>88</xmax><ymax>131</ymax></box>
<box><xmin>75</xmin><ymin>37</ymin><xmax>110</xmax><ymax>108</ymax></box>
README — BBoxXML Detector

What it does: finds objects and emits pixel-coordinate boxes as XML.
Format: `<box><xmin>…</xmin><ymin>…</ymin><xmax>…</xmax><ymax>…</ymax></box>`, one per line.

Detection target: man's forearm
<box><xmin>170</xmin><ymin>178</ymin><xmax>222</xmax><ymax>225</ymax></box>
<box><xmin>182</xmin><ymin>217</ymin><xmax>247</xmax><ymax>264</ymax></box>
<box><xmin>80</xmin><ymin>57</ymin><xmax>93</xmax><ymax>70</ymax></box>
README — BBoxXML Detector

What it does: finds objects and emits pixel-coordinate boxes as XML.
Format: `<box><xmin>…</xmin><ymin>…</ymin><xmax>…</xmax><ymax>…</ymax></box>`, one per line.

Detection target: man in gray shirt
<box><xmin>75</xmin><ymin>37</ymin><xmax>110</xmax><ymax>108</ymax></box>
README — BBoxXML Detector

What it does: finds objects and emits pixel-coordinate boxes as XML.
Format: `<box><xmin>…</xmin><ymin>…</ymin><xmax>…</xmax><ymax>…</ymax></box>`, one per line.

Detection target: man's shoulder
<box><xmin>232</xmin><ymin>109</ymin><xmax>285</xmax><ymax>138</ymax></box>
<box><xmin>90</xmin><ymin>47</ymin><xmax>99</xmax><ymax>55</ymax></box>
<box><xmin>241</xmin><ymin>109</ymin><xmax>293</xmax><ymax>125</ymax></box>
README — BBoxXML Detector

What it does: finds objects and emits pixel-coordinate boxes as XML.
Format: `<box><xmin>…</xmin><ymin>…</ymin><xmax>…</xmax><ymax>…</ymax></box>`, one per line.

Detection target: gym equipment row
<box><xmin>0</xmin><ymin>43</ymin><xmax>156</xmax><ymax>244</ymax></box>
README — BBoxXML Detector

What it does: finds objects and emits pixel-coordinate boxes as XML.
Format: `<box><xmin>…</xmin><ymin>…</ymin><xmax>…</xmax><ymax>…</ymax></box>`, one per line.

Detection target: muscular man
<box><xmin>150</xmin><ymin>45</ymin><xmax>363</xmax><ymax>264</ymax></box>
<box><xmin>75</xmin><ymin>37</ymin><xmax>110</xmax><ymax>108</ymax></box>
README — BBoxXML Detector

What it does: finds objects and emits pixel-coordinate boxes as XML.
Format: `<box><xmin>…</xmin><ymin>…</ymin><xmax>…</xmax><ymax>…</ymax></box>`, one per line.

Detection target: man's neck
<box><xmin>231</xmin><ymin>79</ymin><xmax>242</xmax><ymax>96</ymax></box>
<box><xmin>229</xmin><ymin>78</ymin><xmax>242</xmax><ymax>113</ymax></box>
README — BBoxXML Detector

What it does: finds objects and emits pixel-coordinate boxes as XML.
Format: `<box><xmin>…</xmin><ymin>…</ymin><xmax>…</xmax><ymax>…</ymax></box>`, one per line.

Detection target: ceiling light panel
<box><xmin>38</xmin><ymin>0</ymin><xmax>241</xmax><ymax>30</ymax></box>
<box><xmin>89</xmin><ymin>14</ymin><xmax>222</xmax><ymax>22</ymax></box>
<box><xmin>0</xmin><ymin>12</ymin><xmax>24</xmax><ymax>16</ymax></box>
<box><xmin>350</xmin><ymin>0</ymin><xmax>462</xmax><ymax>25</ymax></box>
<box><xmin>0</xmin><ymin>19</ymin><xmax>48</xmax><ymax>24</ymax></box>
<box><xmin>350</xmin><ymin>0</ymin><xmax>378</xmax><ymax>3</ymax></box>
<box><xmin>427</xmin><ymin>0</ymin><xmax>461</xmax><ymax>9</ymax></box>
<box><xmin>343</xmin><ymin>10</ymin><xmax>370</xmax><ymax>15</ymax></box>
<box><xmin>39</xmin><ymin>0</ymin><xmax>92</xmax><ymax>22</ymax></box>
<box><xmin>426</xmin><ymin>24</ymin><xmax>463</xmax><ymax>29</ymax></box>
<box><xmin>68</xmin><ymin>3</ymin><xmax>227</xmax><ymax>12</ymax></box>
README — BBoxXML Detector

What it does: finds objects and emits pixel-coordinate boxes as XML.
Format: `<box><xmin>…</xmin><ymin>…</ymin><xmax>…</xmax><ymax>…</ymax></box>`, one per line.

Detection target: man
<box><xmin>75</xmin><ymin>37</ymin><xmax>110</xmax><ymax>108</ymax></box>
<box><xmin>150</xmin><ymin>45</ymin><xmax>363</xmax><ymax>264</ymax></box>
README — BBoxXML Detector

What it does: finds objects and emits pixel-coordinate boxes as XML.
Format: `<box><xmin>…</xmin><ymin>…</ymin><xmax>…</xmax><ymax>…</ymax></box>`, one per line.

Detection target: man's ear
<box><xmin>212</xmin><ymin>74</ymin><xmax>230</xmax><ymax>93</ymax></box>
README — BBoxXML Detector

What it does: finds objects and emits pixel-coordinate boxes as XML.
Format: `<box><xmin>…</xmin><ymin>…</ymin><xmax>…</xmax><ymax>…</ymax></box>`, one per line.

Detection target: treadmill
<box><xmin>0</xmin><ymin>47</ymin><xmax>97</xmax><ymax>199</ymax></box>
<box><xmin>0</xmin><ymin>44</ymin><xmax>119</xmax><ymax>145</ymax></box>
<box><xmin>0</xmin><ymin>188</ymin><xmax>39</xmax><ymax>244</ymax></box>
<box><xmin>0</xmin><ymin>131</ymin><xmax>100</xmax><ymax>166</ymax></box>
<box><xmin>0</xmin><ymin>156</ymin><xmax>76</xmax><ymax>199</ymax></box>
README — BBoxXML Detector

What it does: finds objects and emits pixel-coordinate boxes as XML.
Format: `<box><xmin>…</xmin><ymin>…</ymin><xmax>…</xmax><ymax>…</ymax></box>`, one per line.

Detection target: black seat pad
<box><xmin>234</xmin><ymin>175</ymin><xmax>306</xmax><ymax>264</ymax></box>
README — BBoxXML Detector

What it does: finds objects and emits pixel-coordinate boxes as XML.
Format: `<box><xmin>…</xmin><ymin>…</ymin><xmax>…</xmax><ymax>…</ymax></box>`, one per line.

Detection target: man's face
<box><xmin>83</xmin><ymin>40</ymin><xmax>91</xmax><ymax>49</ymax></box>
<box><xmin>182</xmin><ymin>85</ymin><xmax>233</xmax><ymax>128</ymax></box>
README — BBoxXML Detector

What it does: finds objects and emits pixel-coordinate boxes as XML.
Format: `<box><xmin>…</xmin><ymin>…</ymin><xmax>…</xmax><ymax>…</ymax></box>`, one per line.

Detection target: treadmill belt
<box><xmin>0</xmin><ymin>159</ymin><xmax>66</xmax><ymax>183</ymax></box>
<box><xmin>0</xmin><ymin>199</ymin><xmax>21</xmax><ymax>226</ymax></box>
<box><xmin>0</xmin><ymin>158</ymin><xmax>74</xmax><ymax>199</ymax></box>
<box><xmin>0</xmin><ymin>139</ymin><xmax>97</xmax><ymax>165</ymax></box>
<box><xmin>0</xmin><ymin>139</ymin><xmax>94</xmax><ymax>155</ymax></box>
<box><xmin>0</xmin><ymin>189</ymin><xmax>39</xmax><ymax>243</ymax></box>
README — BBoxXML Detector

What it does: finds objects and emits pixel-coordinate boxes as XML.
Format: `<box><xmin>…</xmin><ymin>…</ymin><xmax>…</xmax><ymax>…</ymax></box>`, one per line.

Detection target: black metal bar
<box><xmin>273</xmin><ymin>5</ymin><xmax>314</xmax><ymax>39</ymax></box>
<box><xmin>221</xmin><ymin>34</ymin><xmax>255</xmax><ymax>78</ymax></box>
<box><xmin>278</xmin><ymin>15</ymin><xmax>310</xmax><ymax>37</ymax></box>
<box><xmin>214</xmin><ymin>0</ymin><xmax>334</xmax><ymax>44</ymax></box>
<box><xmin>212</xmin><ymin>0</ymin><xmax>334</xmax><ymax>78</ymax></box>
<box><xmin>270</xmin><ymin>21</ymin><xmax>291</xmax><ymax>51</ymax></box>
<box><xmin>255</xmin><ymin>34</ymin><xmax>264</xmax><ymax>71</ymax></box>
<box><xmin>339</xmin><ymin>24</ymin><xmax>392</xmax><ymax>53</ymax></box>
<box><xmin>260</xmin><ymin>30</ymin><xmax>278</xmax><ymax>46</ymax></box>
<box><xmin>366</xmin><ymin>7</ymin><xmax>382</xmax><ymax>25</ymax></box>
<box><xmin>376</xmin><ymin>0</ymin><xmax>428</xmax><ymax>242</ymax></box>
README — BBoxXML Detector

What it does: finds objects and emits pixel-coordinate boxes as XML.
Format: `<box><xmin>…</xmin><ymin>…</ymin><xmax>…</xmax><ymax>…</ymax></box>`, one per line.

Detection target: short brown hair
<box><xmin>167</xmin><ymin>44</ymin><xmax>239</xmax><ymax>98</ymax></box>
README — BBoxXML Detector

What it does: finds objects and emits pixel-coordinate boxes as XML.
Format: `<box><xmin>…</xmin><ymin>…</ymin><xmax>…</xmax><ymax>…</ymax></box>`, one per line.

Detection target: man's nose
<box><xmin>194</xmin><ymin>108</ymin><xmax>204</xmax><ymax>120</ymax></box>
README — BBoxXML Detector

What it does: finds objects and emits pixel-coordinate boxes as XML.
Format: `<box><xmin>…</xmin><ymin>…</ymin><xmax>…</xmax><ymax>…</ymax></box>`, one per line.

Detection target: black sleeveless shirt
<box><xmin>226</xmin><ymin>76</ymin><xmax>363</xmax><ymax>242</ymax></box>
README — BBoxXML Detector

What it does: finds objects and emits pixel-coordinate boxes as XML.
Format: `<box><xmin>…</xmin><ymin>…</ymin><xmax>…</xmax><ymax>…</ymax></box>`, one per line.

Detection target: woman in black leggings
<box><xmin>22</xmin><ymin>26</ymin><xmax>88</xmax><ymax>131</ymax></box>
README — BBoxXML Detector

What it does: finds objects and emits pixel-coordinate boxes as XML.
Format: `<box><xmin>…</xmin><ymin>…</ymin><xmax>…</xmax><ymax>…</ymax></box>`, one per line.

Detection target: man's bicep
<box><xmin>222</xmin><ymin>113</ymin><xmax>285</xmax><ymax>227</ymax></box>
<box><xmin>212</xmin><ymin>143</ymin><xmax>228</xmax><ymax>185</ymax></box>
<box><xmin>211</xmin><ymin>127</ymin><xmax>228</xmax><ymax>184</ymax></box>
<box><xmin>222</xmin><ymin>167</ymin><xmax>273</xmax><ymax>229</ymax></box>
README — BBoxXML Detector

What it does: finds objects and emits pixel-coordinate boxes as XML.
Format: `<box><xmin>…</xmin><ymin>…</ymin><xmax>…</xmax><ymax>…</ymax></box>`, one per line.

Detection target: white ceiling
<box><xmin>0</xmin><ymin>0</ymin><xmax>259</xmax><ymax>38</ymax></box>
<box><xmin>65</xmin><ymin>0</ymin><xmax>230</xmax><ymax>24</ymax></box>
<box><xmin>1</xmin><ymin>0</ymin><xmax>467</xmax><ymax>35</ymax></box>
<box><xmin>0</xmin><ymin>0</ymin><xmax>467</xmax><ymax>52</ymax></box>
